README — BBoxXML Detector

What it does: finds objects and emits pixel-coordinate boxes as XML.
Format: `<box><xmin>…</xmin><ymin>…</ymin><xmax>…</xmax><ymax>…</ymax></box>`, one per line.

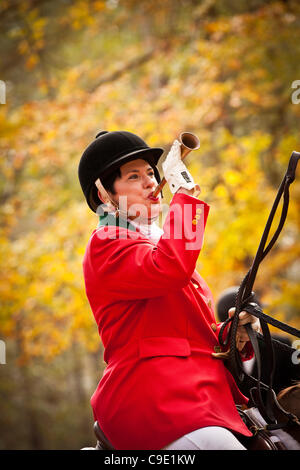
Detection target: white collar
<box><xmin>129</xmin><ymin>219</ymin><xmax>163</xmax><ymax>244</ymax></box>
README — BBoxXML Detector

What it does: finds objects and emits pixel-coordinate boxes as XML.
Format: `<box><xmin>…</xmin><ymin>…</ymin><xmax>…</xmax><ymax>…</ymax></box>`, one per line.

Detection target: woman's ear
<box><xmin>98</xmin><ymin>188</ymin><xmax>116</xmax><ymax>205</ymax></box>
<box><xmin>95</xmin><ymin>179</ymin><xmax>118</xmax><ymax>213</ymax></box>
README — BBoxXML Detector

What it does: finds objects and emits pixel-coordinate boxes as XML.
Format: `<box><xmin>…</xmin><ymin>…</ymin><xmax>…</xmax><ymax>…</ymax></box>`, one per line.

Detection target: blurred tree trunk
<box><xmin>70</xmin><ymin>341</ymin><xmax>91</xmax><ymax>437</ymax></box>
<box><xmin>15</xmin><ymin>315</ymin><xmax>43</xmax><ymax>449</ymax></box>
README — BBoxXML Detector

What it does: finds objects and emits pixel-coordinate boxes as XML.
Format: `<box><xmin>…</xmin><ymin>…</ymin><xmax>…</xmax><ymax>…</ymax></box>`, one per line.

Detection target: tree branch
<box><xmin>87</xmin><ymin>49</ymin><xmax>155</xmax><ymax>93</ymax></box>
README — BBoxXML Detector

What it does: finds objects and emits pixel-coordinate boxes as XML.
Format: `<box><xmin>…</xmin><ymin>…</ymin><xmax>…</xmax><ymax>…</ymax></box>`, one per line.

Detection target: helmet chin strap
<box><xmin>95</xmin><ymin>178</ymin><xmax>120</xmax><ymax>217</ymax></box>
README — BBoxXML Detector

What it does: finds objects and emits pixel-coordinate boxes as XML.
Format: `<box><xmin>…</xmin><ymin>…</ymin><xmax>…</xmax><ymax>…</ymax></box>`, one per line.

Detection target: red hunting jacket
<box><xmin>82</xmin><ymin>193</ymin><xmax>253</xmax><ymax>450</ymax></box>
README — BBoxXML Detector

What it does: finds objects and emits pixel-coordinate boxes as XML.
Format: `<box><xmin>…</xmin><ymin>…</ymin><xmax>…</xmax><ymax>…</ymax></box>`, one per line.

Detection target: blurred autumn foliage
<box><xmin>0</xmin><ymin>0</ymin><xmax>299</xmax><ymax>449</ymax></box>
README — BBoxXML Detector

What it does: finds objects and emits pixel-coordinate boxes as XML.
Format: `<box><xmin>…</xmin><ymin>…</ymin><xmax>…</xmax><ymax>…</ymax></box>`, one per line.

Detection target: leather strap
<box><xmin>220</xmin><ymin>151</ymin><xmax>300</xmax><ymax>425</ymax></box>
<box><xmin>95</xmin><ymin>177</ymin><xmax>119</xmax><ymax>215</ymax></box>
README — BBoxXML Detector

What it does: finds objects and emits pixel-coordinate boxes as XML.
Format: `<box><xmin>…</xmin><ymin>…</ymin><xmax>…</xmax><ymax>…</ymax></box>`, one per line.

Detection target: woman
<box><xmin>78</xmin><ymin>130</ymin><xmax>260</xmax><ymax>450</ymax></box>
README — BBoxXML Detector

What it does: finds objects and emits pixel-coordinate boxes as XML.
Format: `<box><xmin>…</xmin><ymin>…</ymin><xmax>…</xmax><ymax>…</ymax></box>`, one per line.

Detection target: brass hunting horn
<box><xmin>152</xmin><ymin>132</ymin><xmax>200</xmax><ymax>197</ymax></box>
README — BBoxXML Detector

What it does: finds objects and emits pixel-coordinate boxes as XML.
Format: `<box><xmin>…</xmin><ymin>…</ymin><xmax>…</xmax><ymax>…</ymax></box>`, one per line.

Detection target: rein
<box><xmin>218</xmin><ymin>151</ymin><xmax>300</xmax><ymax>428</ymax></box>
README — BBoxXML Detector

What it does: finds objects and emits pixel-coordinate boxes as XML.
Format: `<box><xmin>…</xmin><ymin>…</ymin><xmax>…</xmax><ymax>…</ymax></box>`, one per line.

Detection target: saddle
<box><xmin>236</xmin><ymin>406</ymin><xmax>287</xmax><ymax>450</ymax></box>
<box><xmin>92</xmin><ymin>414</ymin><xmax>295</xmax><ymax>451</ymax></box>
<box><xmin>94</xmin><ymin>421</ymin><xmax>115</xmax><ymax>450</ymax></box>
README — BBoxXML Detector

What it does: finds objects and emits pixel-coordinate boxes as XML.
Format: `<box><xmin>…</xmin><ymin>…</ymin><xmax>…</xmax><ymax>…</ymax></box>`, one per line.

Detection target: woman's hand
<box><xmin>176</xmin><ymin>188</ymin><xmax>195</xmax><ymax>196</ymax></box>
<box><xmin>228</xmin><ymin>307</ymin><xmax>261</xmax><ymax>352</ymax></box>
<box><xmin>162</xmin><ymin>140</ymin><xmax>200</xmax><ymax>195</ymax></box>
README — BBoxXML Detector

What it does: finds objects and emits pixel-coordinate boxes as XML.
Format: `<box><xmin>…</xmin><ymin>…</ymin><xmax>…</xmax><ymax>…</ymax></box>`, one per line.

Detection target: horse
<box><xmin>274</xmin><ymin>383</ymin><xmax>300</xmax><ymax>447</ymax></box>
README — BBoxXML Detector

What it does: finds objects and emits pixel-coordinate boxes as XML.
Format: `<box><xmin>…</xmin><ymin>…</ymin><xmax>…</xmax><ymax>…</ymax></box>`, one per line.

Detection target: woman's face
<box><xmin>110</xmin><ymin>159</ymin><xmax>161</xmax><ymax>221</ymax></box>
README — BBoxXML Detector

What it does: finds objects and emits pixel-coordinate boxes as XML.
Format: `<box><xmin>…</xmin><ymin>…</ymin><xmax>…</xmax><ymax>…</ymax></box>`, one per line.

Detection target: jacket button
<box><xmin>214</xmin><ymin>345</ymin><xmax>222</xmax><ymax>353</ymax></box>
<box><xmin>207</xmin><ymin>299</ymin><xmax>212</xmax><ymax>308</ymax></box>
<box><xmin>211</xmin><ymin>323</ymin><xmax>217</xmax><ymax>332</ymax></box>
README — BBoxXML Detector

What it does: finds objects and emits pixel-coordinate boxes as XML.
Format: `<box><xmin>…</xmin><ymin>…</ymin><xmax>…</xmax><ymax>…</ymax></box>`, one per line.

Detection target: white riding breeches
<box><xmin>163</xmin><ymin>426</ymin><xmax>246</xmax><ymax>450</ymax></box>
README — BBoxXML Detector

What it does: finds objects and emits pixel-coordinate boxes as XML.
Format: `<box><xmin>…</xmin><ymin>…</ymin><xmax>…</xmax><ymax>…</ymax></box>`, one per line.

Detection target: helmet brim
<box><xmin>99</xmin><ymin>147</ymin><xmax>163</xmax><ymax>179</ymax></box>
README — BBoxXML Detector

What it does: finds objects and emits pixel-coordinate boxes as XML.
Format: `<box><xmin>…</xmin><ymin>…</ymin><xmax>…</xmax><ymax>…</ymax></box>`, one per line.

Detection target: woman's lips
<box><xmin>148</xmin><ymin>192</ymin><xmax>160</xmax><ymax>202</ymax></box>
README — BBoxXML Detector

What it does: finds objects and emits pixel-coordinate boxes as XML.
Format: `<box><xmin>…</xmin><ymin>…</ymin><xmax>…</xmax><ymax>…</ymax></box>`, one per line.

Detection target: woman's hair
<box><xmin>91</xmin><ymin>168</ymin><xmax>121</xmax><ymax>207</ymax></box>
<box><xmin>102</xmin><ymin>168</ymin><xmax>121</xmax><ymax>195</ymax></box>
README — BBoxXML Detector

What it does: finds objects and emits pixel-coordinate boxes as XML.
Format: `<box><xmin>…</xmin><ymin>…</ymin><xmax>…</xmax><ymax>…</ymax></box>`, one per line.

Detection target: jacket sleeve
<box><xmin>87</xmin><ymin>193</ymin><xmax>210</xmax><ymax>300</ymax></box>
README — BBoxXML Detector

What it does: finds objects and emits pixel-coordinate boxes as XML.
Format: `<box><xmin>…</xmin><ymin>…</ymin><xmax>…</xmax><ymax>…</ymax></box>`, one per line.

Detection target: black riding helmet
<box><xmin>78</xmin><ymin>130</ymin><xmax>164</xmax><ymax>212</ymax></box>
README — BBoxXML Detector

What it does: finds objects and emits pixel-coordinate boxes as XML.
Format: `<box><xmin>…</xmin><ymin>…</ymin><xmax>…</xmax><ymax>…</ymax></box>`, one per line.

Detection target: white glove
<box><xmin>162</xmin><ymin>139</ymin><xmax>198</xmax><ymax>194</ymax></box>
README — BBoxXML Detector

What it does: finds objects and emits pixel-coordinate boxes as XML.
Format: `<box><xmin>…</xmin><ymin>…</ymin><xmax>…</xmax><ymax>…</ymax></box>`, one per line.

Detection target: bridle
<box><xmin>218</xmin><ymin>150</ymin><xmax>300</xmax><ymax>429</ymax></box>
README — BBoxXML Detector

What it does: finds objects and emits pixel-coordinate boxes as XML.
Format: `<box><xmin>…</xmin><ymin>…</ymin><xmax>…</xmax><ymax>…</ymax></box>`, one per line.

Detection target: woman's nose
<box><xmin>143</xmin><ymin>175</ymin><xmax>155</xmax><ymax>188</ymax></box>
